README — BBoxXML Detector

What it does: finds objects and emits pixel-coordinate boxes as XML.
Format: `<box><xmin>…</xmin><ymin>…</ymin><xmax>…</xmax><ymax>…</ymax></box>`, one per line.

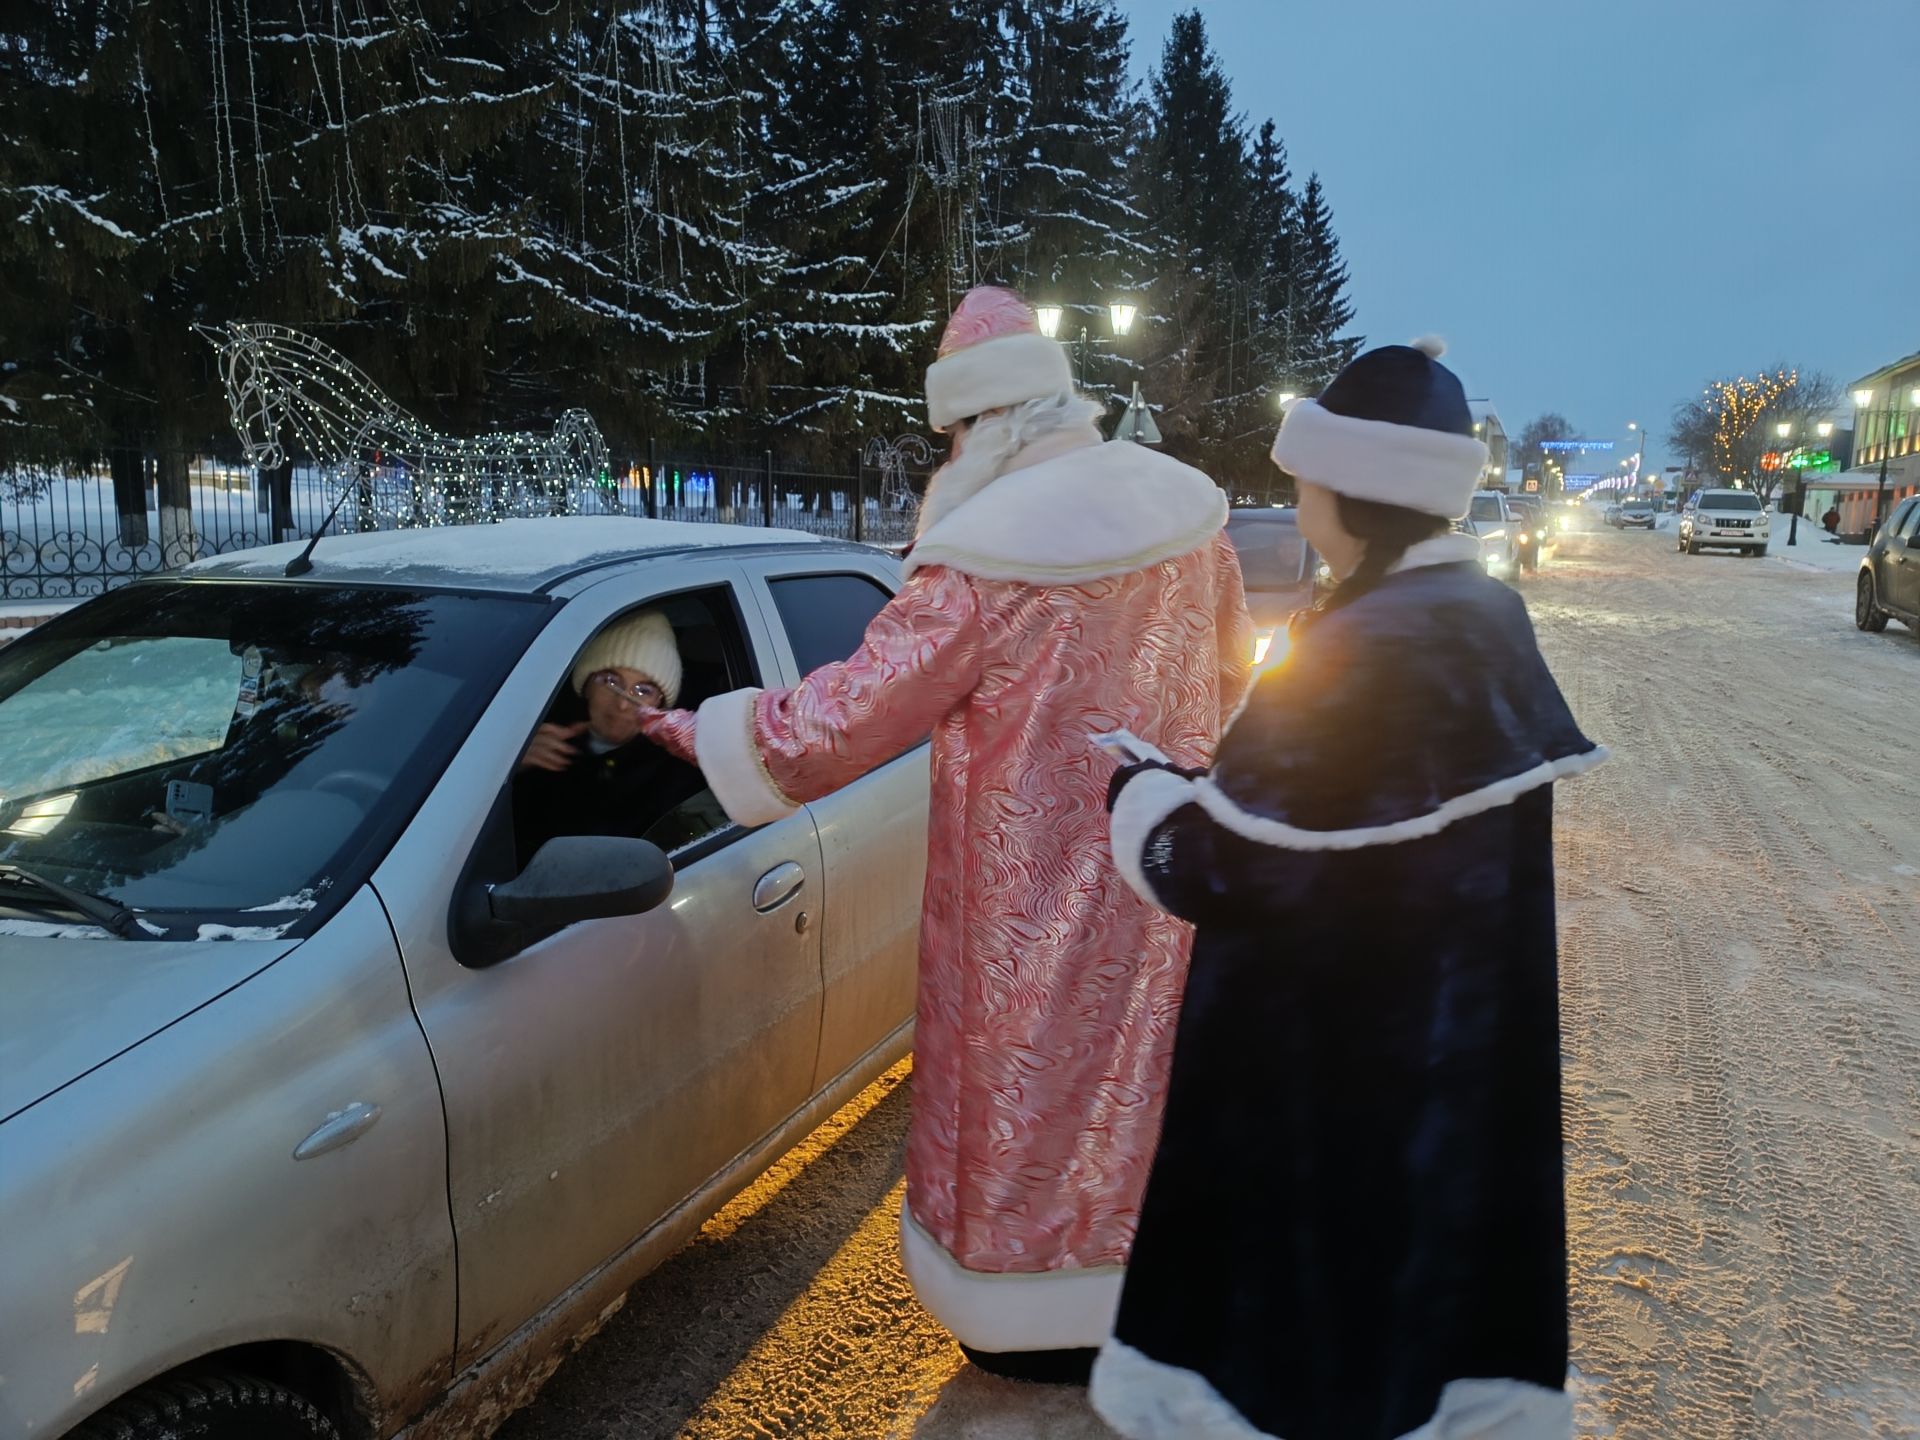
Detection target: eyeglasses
<box><xmin>591</xmin><ymin>671</ymin><xmax>666</xmax><ymax>709</ymax></box>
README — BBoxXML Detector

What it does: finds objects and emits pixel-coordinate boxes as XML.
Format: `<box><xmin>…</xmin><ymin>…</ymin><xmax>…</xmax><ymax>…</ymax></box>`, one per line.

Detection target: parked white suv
<box><xmin>1679</xmin><ymin>489</ymin><xmax>1770</xmax><ymax>557</ymax></box>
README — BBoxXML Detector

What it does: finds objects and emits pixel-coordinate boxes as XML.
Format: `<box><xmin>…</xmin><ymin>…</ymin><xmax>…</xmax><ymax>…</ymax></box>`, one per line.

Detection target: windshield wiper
<box><xmin>0</xmin><ymin>863</ymin><xmax>147</xmax><ymax>938</ymax></box>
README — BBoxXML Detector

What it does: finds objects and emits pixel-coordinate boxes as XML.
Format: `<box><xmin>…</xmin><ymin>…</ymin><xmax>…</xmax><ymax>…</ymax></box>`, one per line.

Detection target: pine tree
<box><xmin>1290</xmin><ymin>172</ymin><xmax>1362</xmax><ymax>390</ymax></box>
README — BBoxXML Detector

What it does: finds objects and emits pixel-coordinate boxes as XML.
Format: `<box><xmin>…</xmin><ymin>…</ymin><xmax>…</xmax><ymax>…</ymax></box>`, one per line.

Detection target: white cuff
<box><xmin>1108</xmin><ymin>767</ymin><xmax>1199</xmax><ymax>910</ymax></box>
<box><xmin>693</xmin><ymin>688</ymin><xmax>799</xmax><ymax>828</ymax></box>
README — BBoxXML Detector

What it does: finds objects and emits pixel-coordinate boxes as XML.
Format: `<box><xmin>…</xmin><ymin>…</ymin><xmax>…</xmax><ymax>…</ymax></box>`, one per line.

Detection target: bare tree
<box><xmin>1514</xmin><ymin>413</ymin><xmax>1581</xmax><ymax>496</ymax></box>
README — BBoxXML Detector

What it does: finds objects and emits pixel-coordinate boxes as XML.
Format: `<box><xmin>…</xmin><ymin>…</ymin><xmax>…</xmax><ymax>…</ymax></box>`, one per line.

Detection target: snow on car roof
<box><xmin>182</xmin><ymin>516</ymin><xmax>827</xmax><ymax>592</ymax></box>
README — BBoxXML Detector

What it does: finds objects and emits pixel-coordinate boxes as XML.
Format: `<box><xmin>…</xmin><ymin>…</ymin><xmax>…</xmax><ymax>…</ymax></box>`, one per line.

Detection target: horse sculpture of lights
<box><xmin>203</xmin><ymin>322</ymin><xmax>610</xmax><ymax>528</ymax></box>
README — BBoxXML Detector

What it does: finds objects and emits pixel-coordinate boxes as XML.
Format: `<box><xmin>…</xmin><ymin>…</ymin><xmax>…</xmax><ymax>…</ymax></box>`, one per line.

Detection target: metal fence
<box><xmin>1</xmin><ymin>446</ymin><xmax>931</xmax><ymax>601</ymax></box>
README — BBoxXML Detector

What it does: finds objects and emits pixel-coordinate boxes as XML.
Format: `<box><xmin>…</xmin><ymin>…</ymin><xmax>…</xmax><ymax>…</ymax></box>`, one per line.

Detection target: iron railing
<box><xmin>2</xmin><ymin>448</ymin><xmax>930</xmax><ymax>600</ymax></box>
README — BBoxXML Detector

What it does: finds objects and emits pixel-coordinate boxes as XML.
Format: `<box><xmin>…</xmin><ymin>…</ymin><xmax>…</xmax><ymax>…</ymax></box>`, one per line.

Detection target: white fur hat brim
<box><xmin>925</xmin><ymin>331</ymin><xmax>1075</xmax><ymax>431</ymax></box>
<box><xmin>1271</xmin><ymin>398</ymin><xmax>1490</xmax><ymax>520</ymax></box>
<box><xmin>571</xmin><ymin>609</ymin><xmax>683</xmax><ymax>705</ymax></box>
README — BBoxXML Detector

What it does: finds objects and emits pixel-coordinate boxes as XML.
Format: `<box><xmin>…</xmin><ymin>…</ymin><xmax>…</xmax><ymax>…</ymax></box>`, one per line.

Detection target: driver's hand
<box><xmin>520</xmin><ymin>722</ymin><xmax>588</xmax><ymax>774</ymax></box>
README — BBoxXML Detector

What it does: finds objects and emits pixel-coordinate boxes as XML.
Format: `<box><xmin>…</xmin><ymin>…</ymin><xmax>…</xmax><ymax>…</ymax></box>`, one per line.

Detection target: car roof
<box><xmin>1228</xmin><ymin>506</ymin><xmax>1298</xmax><ymax>523</ymax></box>
<box><xmin>179</xmin><ymin>516</ymin><xmax>856</xmax><ymax>594</ymax></box>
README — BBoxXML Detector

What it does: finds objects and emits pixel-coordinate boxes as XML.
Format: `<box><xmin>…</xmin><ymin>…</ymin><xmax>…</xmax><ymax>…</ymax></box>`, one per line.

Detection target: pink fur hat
<box><xmin>924</xmin><ymin>286</ymin><xmax>1074</xmax><ymax>431</ymax></box>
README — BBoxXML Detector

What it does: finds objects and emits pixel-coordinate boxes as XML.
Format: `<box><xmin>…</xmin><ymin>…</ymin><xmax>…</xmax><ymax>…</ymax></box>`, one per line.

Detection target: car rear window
<box><xmin>767</xmin><ymin>573</ymin><xmax>894</xmax><ymax>675</ymax></box>
<box><xmin>1469</xmin><ymin>495</ymin><xmax>1505</xmax><ymax>522</ymax></box>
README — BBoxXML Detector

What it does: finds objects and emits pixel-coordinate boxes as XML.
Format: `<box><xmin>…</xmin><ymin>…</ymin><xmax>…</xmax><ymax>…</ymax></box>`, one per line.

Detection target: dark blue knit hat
<box><xmin>1270</xmin><ymin>336</ymin><xmax>1489</xmax><ymax>518</ymax></box>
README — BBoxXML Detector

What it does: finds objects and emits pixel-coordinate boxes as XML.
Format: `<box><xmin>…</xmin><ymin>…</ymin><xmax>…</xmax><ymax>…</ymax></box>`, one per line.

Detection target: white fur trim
<box><xmin>1388</xmin><ymin>532</ymin><xmax>1484</xmax><ymax>573</ymax></box>
<box><xmin>1091</xmin><ymin>1338</ymin><xmax>1573</xmax><ymax>1440</ymax></box>
<box><xmin>1108</xmin><ymin>767</ymin><xmax>1199</xmax><ymax>910</ymax></box>
<box><xmin>1270</xmin><ymin>399</ymin><xmax>1489</xmax><ymax>520</ymax></box>
<box><xmin>692</xmin><ymin>687</ymin><xmax>798</xmax><ymax>828</ymax></box>
<box><xmin>899</xmin><ymin>1204</ymin><xmax>1123</xmax><ymax>1352</ymax></box>
<box><xmin>1192</xmin><ymin>746</ymin><xmax>1609</xmax><ymax>853</ymax></box>
<box><xmin>925</xmin><ymin>331</ymin><xmax>1076</xmax><ymax>431</ymax></box>
<box><xmin>904</xmin><ymin>441</ymin><xmax>1229</xmax><ymax>586</ymax></box>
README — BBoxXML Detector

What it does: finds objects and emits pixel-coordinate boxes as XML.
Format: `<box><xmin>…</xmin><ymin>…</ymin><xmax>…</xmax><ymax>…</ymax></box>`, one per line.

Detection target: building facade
<box><xmin>1830</xmin><ymin>351</ymin><xmax>1920</xmax><ymax>536</ymax></box>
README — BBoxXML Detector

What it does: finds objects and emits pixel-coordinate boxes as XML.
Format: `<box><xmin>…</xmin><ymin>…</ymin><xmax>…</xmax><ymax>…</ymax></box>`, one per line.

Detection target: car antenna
<box><xmin>284</xmin><ymin>482</ymin><xmax>359</xmax><ymax>577</ymax></box>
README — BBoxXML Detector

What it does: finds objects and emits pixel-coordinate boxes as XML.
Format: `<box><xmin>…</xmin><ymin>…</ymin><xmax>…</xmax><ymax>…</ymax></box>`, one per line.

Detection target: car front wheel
<box><xmin>1857</xmin><ymin>572</ymin><xmax>1890</xmax><ymax>632</ymax></box>
<box><xmin>69</xmin><ymin>1371</ymin><xmax>340</xmax><ymax>1440</ymax></box>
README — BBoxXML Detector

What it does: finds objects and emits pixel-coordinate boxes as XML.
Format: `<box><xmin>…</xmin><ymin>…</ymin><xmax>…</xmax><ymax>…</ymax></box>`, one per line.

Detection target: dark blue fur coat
<box><xmin>1091</xmin><ymin>538</ymin><xmax>1603</xmax><ymax>1440</ymax></box>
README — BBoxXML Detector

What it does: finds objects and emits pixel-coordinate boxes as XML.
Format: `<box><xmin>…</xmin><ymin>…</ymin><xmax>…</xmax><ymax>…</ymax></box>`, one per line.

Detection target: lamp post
<box><xmin>1775</xmin><ymin>420</ymin><xmax>1799</xmax><ymax>545</ymax></box>
<box><xmin>1627</xmin><ymin>420</ymin><xmax>1646</xmax><ymax>480</ymax></box>
<box><xmin>1035</xmin><ymin>301</ymin><xmax>1136</xmax><ymax>392</ymax></box>
<box><xmin>1850</xmin><ymin>384</ymin><xmax>1920</xmax><ymax>536</ymax></box>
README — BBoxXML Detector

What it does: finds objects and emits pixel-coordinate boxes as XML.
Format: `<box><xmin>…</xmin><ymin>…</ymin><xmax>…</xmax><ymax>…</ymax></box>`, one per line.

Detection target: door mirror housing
<box><xmin>489</xmin><ymin>835</ymin><xmax>675</xmax><ymax>928</ymax></box>
<box><xmin>455</xmin><ymin>832</ymin><xmax>674</xmax><ymax>967</ymax></box>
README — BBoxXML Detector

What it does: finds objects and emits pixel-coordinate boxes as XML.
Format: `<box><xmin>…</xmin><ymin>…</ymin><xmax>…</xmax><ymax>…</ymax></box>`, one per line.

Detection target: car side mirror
<box><xmin>488</xmin><ymin>835</ymin><xmax>674</xmax><ymax>929</ymax></box>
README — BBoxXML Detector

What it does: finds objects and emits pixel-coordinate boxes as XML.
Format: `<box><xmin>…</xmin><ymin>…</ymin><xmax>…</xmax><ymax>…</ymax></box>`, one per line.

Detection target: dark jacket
<box><xmin>514</xmin><ymin>733</ymin><xmax>709</xmax><ymax>868</ymax></box>
<box><xmin>1093</xmin><ymin>545</ymin><xmax>1603</xmax><ymax>1440</ymax></box>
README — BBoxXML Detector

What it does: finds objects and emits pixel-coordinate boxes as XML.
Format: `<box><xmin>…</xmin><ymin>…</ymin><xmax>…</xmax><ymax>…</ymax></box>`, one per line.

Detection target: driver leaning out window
<box><xmin>513</xmin><ymin>610</ymin><xmax>706</xmax><ymax>864</ymax></box>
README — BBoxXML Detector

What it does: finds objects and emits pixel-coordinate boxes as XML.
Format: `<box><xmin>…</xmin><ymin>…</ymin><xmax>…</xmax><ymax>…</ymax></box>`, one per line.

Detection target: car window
<box><xmin>511</xmin><ymin>585</ymin><xmax>754</xmax><ymax>869</ymax></box>
<box><xmin>1898</xmin><ymin>501</ymin><xmax>1920</xmax><ymax>540</ymax></box>
<box><xmin>767</xmin><ymin>573</ymin><xmax>894</xmax><ymax>675</ymax></box>
<box><xmin>1470</xmin><ymin>494</ymin><xmax>1505</xmax><ymax>522</ymax></box>
<box><xmin>0</xmin><ymin>582</ymin><xmax>548</xmax><ymax>932</ymax></box>
<box><xmin>1226</xmin><ymin>516</ymin><xmax>1308</xmax><ymax>589</ymax></box>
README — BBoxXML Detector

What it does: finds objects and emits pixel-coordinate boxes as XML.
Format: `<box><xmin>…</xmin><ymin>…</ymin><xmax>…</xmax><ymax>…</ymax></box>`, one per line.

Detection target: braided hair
<box><xmin>1300</xmin><ymin>494</ymin><xmax>1450</xmax><ymax>629</ymax></box>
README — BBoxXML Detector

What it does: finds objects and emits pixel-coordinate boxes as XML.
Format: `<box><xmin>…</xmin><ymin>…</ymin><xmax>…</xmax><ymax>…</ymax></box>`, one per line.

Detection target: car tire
<box><xmin>1856</xmin><ymin>572</ymin><xmax>1889</xmax><ymax>633</ymax></box>
<box><xmin>68</xmin><ymin>1371</ymin><xmax>340</xmax><ymax>1440</ymax></box>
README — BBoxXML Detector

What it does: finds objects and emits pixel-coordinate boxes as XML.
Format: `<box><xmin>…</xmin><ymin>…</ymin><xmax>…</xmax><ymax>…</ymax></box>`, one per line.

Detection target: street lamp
<box><xmin>1036</xmin><ymin>299</ymin><xmax>1138</xmax><ymax>392</ymax></box>
<box><xmin>1774</xmin><ymin>420</ymin><xmax>1802</xmax><ymax>545</ymax></box>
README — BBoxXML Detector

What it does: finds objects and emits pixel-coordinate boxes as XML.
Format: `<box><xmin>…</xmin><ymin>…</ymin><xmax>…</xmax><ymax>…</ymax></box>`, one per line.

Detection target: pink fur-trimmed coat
<box><xmin>644</xmin><ymin>433</ymin><xmax>1250</xmax><ymax>1324</ymax></box>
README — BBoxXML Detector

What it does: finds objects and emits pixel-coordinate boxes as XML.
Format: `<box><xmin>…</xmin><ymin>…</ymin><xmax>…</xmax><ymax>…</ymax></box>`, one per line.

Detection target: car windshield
<box><xmin>1623</xmin><ymin>502</ymin><xmax>1652</xmax><ymax>512</ymax></box>
<box><xmin>1702</xmin><ymin>492</ymin><xmax>1762</xmax><ymax>512</ymax></box>
<box><xmin>1469</xmin><ymin>495</ymin><xmax>1505</xmax><ymax>522</ymax></box>
<box><xmin>1226</xmin><ymin>515</ymin><xmax>1308</xmax><ymax>589</ymax></box>
<box><xmin>0</xmin><ymin>580</ymin><xmax>550</xmax><ymax>935</ymax></box>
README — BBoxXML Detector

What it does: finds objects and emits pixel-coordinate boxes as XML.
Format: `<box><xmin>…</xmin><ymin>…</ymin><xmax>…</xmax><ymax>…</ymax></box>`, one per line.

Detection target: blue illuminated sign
<box><xmin>1539</xmin><ymin>440</ymin><xmax>1615</xmax><ymax>452</ymax></box>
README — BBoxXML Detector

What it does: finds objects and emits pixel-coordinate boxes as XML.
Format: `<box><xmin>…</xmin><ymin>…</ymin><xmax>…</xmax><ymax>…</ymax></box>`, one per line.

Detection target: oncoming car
<box><xmin>1679</xmin><ymin>488</ymin><xmax>1770</xmax><ymax>556</ymax></box>
<box><xmin>0</xmin><ymin>518</ymin><xmax>928</xmax><ymax>1439</ymax></box>
<box><xmin>1460</xmin><ymin>491</ymin><xmax>1520</xmax><ymax>578</ymax></box>
<box><xmin>1224</xmin><ymin>506</ymin><xmax>1329</xmax><ymax>665</ymax></box>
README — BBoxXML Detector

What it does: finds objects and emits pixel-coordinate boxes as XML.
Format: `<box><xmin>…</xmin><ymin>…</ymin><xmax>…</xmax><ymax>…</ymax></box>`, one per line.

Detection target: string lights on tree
<box><xmin>1705</xmin><ymin>368</ymin><xmax>1797</xmax><ymax>485</ymax></box>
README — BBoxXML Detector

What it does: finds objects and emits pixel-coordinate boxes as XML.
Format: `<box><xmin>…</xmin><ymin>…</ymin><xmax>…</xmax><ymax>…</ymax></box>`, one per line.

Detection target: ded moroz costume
<box><xmin>638</xmin><ymin>286</ymin><xmax>1252</xmax><ymax>1377</ymax></box>
<box><xmin>1091</xmin><ymin>338</ymin><xmax>1605</xmax><ymax>1439</ymax></box>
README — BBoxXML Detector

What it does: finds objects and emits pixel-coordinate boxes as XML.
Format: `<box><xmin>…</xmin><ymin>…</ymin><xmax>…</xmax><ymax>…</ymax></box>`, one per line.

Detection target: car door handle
<box><xmin>752</xmin><ymin>862</ymin><xmax>805</xmax><ymax>913</ymax></box>
<box><xmin>293</xmin><ymin>1102</ymin><xmax>382</xmax><ymax>1161</ymax></box>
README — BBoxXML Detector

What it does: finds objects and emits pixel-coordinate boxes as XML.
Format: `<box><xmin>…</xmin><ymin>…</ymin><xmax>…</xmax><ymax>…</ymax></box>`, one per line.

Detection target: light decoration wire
<box><xmin>203</xmin><ymin>322</ymin><xmax>610</xmax><ymax>529</ymax></box>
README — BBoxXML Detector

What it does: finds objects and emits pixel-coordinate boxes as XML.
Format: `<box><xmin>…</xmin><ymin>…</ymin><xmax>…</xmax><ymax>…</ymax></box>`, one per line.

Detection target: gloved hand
<box><xmin>635</xmin><ymin>707</ymin><xmax>699</xmax><ymax>764</ymax></box>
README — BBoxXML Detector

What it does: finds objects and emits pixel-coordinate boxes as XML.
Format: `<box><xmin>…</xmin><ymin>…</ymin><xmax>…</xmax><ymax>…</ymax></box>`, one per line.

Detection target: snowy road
<box><xmin>501</xmin><ymin>528</ymin><xmax>1920</xmax><ymax>1440</ymax></box>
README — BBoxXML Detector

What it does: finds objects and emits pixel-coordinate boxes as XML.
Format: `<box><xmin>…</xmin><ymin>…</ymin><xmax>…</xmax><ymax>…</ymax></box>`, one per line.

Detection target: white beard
<box><xmin>915</xmin><ymin>413</ymin><xmax>1021</xmax><ymax>539</ymax></box>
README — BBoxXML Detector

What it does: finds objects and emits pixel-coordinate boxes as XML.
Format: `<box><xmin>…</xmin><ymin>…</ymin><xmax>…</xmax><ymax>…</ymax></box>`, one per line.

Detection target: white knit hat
<box><xmin>924</xmin><ymin>286</ymin><xmax>1075</xmax><ymax>431</ymax></box>
<box><xmin>570</xmin><ymin>609</ymin><xmax>682</xmax><ymax>705</ymax></box>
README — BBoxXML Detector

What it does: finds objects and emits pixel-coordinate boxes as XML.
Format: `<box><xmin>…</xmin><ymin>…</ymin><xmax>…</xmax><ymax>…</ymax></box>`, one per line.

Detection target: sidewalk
<box><xmin>1764</xmin><ymin>512</ymin><xmax>1868</xmax><ymax>574</ymax></box>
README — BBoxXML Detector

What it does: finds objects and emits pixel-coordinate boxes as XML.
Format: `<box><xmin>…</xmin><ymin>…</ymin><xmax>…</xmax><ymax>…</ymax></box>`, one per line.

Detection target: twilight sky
<box><xmin>1119</xmin><ymin>0</ymin><xmax>1920</xmax><ymax>476</ymax></box>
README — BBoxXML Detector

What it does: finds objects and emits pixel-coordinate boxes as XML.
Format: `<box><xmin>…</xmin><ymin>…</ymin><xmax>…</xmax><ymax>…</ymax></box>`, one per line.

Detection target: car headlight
<box><xmin>1519</xmin><ymin>530</ymin><xmax>1532</xmax><ymax>544</ymax></box>
<box><xmin>1316</xmin><ymin>561</ymin><xmax>1332</xmax><ymax>581</ymax></box>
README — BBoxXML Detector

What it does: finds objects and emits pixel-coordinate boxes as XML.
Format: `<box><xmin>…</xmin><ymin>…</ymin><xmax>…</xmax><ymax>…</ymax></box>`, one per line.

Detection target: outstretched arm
<box><xmin>640</xmin><ymin>566</ymin><xmax>987</xmax><ymax>827</ymax></box>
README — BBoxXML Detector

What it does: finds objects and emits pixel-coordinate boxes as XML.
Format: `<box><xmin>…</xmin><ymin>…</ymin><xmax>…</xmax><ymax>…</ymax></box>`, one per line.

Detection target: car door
<box><xmin>739</xmin><ymin>552</ymin><xmax>929</xmax><ymax>1092</ymax></box>
<box><xmin>1887</xmin><ymin>499</ymin><xmax>1920</xmax><ymax>615</ymax></box>
<box><xmin>373</xmin><ymin>555</ymin><xmax>826</xmax><ymax>1369</ymax></box>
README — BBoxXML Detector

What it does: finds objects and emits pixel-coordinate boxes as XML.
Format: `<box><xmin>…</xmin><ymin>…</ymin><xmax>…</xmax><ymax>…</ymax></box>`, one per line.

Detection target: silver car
<box><xmin>0</xmin><ymin>517</ymin><xmax>927</xmax><ymax>1439</ymax></box>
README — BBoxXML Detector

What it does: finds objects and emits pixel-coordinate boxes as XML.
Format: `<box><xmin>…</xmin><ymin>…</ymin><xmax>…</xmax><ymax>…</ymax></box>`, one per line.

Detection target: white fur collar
<box><xmin>1388</xmin><ymin>532</ymin><xmax>1484</xmax><ymax>573</ymax></box>
<box><xmin>904</xmin><ymin>441</ymin><xmax>1229</xmax><ymax>586</ymax></box>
